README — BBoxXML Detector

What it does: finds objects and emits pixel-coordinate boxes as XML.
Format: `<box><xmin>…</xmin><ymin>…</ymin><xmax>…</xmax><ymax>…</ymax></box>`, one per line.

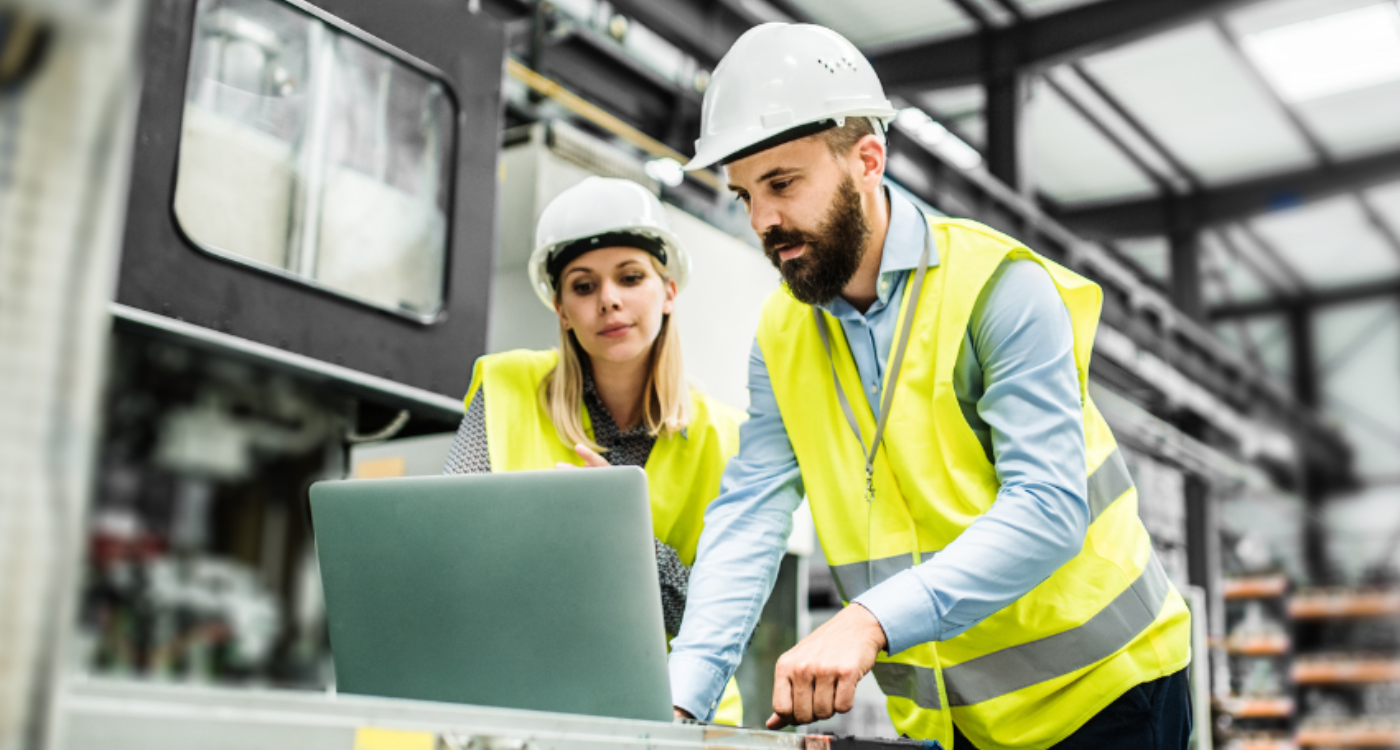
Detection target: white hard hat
<box><xmin>685</xmin><ymin>23</ymin><xmax>898</xmax><ymax>171</ymax></box>
<box><xmin>528</xmin><ymin>176</ymin><xmax>691</xmax><ymax>309</ymax></box>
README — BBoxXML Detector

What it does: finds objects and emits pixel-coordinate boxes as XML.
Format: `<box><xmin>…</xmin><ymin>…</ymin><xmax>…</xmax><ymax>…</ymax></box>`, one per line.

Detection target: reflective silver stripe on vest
<box><xmin>1087</xmin><ymin>447</ymin><xmax>1134</xmax><ymax>520</ymax></box>
<box><xmin>829</xmin><ymin>448</ymin><xmax>1134</xmax><ymax>603</ymax></box>
<box><xmin>831</xmin><ymin>552</ymin><xmax>938</xmax><ymax>603</ymax></box>
<box><xmin>943</xmin><ymin>552</ymin><xmax>1174</xmax><ymax>706</ymax></box>
<box><xmin>872</xmin><ymin>661</ymin><xmax>942</xmax><ymax>710</ymax></box>
<box><xmin>869</xmin><ymin>553</ymin><xmax>1174</xmax><ymax>710</ymax></box>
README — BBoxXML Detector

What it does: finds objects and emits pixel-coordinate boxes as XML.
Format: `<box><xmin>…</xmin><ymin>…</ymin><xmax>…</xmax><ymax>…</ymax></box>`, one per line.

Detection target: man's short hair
<box><xmin>821</xmin><ymin>117</ymin><xmax>878</xmax><ymax>158</ymax></box>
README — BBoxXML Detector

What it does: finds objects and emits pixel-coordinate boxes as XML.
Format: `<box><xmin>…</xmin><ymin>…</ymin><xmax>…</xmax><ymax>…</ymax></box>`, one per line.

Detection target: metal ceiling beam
<box><xmin>605</xmin><ymin>0</ymin><xmax>755</xmax><ymax>68</ymax></box>
<box><xmin>1209</xmin><ymin>277</ymin><xmax>1400</xmax><ymax>319</ymax></box>
<box><xmin>866</xmin><ymin>0</ymin><xmax>1248</xmax><ymax>91</ymax></box>
<box><xmin>985</xmin><ymin>63</ymin><xmax>1022</xmax><ymax>190</ymax></box>
<box><xmin>1052</xmin><ymin>145</ymin><xmax>1400</xmax><ymax>238</ymax></box>
<box><xmin>1169</xmin><ymin>227</ymin><xmax>1204</xmax><ymax>321</ymax></box>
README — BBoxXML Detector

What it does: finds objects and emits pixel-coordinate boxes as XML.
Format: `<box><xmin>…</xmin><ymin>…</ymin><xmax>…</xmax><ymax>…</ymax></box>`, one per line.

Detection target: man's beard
<box><xmin>762</xmin><ymin>175</ymin><xmax>870</xmax><ymax>306</ymax></box>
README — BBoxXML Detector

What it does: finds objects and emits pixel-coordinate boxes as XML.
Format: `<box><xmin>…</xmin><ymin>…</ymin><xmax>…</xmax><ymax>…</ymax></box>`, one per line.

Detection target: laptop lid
<box><xmin>309</xmin><ymin>467</ymin><xmax>673</xmax><ymax>721</ymax></box>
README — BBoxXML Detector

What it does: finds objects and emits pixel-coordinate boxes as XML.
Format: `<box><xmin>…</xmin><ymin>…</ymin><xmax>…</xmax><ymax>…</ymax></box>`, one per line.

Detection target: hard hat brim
<box><xmin>685</xmin><ymin>108</ymin><xmax>898</xmax><ymax>172</ymax></box>
<box><xmin>528</xmin><ymin>227</ymin><xmax>691</xmax><ymax>310</ymax></box>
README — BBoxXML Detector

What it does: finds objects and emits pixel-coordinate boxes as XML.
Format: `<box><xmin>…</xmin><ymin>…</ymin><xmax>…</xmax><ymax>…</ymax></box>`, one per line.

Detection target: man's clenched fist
<box><xmin>767</xmin><ymin>603</ymin><xmax>888</xmax><ymax>730</ymax></box>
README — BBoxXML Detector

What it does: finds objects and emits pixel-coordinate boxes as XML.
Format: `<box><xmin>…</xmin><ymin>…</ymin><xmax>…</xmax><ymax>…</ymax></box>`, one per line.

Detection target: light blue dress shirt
<box><xmin>667</xmin><ymin>186</ymin><xmax>1090</xmax><ymax>720</ymax></box>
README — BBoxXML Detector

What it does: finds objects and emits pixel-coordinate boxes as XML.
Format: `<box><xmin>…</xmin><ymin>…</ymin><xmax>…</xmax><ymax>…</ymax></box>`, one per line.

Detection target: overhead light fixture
<box><xmin>644</xmin><ymin>157</ymin><xmax>685</xmax><ymax>187</ymax></box>
<box><xmin>893</xmin><ymin>107</ymin><xmax>982</xmax><ymax>170</ymax></box>
<box><xmin>1241</xmin><ymin>2</ymin><xmax>1400</xmax><ymax>102</ymax></box>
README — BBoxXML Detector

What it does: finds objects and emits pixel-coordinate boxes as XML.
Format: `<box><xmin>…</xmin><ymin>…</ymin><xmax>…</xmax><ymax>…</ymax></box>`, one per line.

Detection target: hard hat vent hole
<box><xmin>817</xmin><ymin>57</ymin><xmax>835</xmax><ymax>73</ymax></box>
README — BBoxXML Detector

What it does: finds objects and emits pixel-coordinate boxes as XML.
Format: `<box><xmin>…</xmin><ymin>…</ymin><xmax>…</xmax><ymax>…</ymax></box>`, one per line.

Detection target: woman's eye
<box><xmin>623</xmin><ymin>274</ymin><xmax>644</xmax><ymax>284</ymax></box>
<box><xmin>572</xmin><ymin>282</ymin><xmax>593</xmax><ymax>294</ymax></box>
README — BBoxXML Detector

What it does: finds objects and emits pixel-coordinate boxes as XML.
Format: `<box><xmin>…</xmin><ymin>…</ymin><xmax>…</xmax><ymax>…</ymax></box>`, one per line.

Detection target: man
<box><xmin>667</xmin><ymin>23</ymin><xmax>1192</xmax><ymax>750</ymax></box>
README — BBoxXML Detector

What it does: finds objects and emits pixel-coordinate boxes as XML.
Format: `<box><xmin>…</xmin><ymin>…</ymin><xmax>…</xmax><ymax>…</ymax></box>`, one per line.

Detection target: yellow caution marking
<box><xmin>353</xmin><ymin>727</ymin><xmax>436</xmax><ymax>750</ymax></box>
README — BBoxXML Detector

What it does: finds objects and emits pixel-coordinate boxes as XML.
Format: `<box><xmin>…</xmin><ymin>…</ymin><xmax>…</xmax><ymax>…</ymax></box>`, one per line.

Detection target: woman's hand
<box><xmin>555</xmin><ymin>443</ymin><xmax>610</xmax><ymax>469</ymax></box>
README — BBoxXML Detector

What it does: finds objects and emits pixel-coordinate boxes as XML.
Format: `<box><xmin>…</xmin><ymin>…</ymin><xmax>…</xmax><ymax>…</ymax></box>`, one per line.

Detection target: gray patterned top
<box><xmin>441</xmin><ymin>369</ymin><xmax>692</xmax><ymax>637</ymax></box>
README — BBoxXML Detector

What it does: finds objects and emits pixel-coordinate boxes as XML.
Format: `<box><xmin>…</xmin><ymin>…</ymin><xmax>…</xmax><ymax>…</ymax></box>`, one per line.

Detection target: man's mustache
<box><xmin>762</xmin><ymin>226</ymin><xmax>815</xmax><ymax>257</ymax></box>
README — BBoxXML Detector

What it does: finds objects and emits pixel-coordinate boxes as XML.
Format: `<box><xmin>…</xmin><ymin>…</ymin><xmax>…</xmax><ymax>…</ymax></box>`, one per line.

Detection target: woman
<box><xmin>442</xmin><ymin>176</ymin><xmax>744</xmax><ymax>725</ymax></box>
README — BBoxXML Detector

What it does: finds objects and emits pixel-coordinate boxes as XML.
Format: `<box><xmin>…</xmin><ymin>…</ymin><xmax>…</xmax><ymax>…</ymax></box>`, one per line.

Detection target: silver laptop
<box><xmin>309</xmin><ymin>467</ymin><xmax>674</xmax><ymax>721</ymax></box>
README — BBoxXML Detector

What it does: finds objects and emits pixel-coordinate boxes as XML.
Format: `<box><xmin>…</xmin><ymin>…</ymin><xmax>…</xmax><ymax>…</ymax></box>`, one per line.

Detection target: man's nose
<box><xmin>750</xmin><ymin>199</ymin><xmax>781</xmax><ymax>236</ymax></box>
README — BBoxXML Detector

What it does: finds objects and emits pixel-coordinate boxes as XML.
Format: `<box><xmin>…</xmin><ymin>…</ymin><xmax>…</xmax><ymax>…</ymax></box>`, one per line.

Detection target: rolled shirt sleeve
<box><xmin>853</xmin><ymin>259</ymin><xmax>1090</xmax><ymax>655</ymax></box>
<box><xmin>668</xmin><ymin>339</ymin><xmax>804</xmax><ymax>720</ymax></box>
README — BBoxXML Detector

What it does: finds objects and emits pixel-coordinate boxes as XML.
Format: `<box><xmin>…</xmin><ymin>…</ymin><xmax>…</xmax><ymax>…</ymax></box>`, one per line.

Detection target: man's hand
<box><xmin>673</xmin><ymin>707</ymin><xmax>695</xmax><ymax>720</ymax></box>
<box><xmin>555</xmin><ymin>443</ymin><xmax>610</xmax><ymax>469</ymax></box>
<box><xmin>767</xmin><ymin>603</ymin><xmax>887</xmax><ymax>730</ymax></box>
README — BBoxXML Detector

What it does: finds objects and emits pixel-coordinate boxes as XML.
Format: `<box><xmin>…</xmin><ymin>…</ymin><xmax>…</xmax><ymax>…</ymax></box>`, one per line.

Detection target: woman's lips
<box><xmin>778</xmin><ymin>243</ymin><xmax>806</xmax><ymax>262</ymax></box>
<box><xmin>598</xmin><ymin>323</ymin><xmax>632</xmax><ymax>339</ymax></box>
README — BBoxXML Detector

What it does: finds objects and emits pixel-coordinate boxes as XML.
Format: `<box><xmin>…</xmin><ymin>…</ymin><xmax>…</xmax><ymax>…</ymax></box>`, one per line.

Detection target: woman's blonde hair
<box><xmin>541</xmin><ymin>256</ymin><xmax>690</xmax><ymax>453</ymax></box>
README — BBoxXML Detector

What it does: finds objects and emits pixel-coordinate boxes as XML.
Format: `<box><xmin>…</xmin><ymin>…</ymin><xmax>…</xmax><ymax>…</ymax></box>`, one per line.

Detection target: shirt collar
<box><xmin>881</xmin><ymin>185</ymin><xmax>938</xmax><ymax>274</ymax></box>
<box><xmin>814</xmin><ymin>184</ymin><xmax>940</xmax><ymax>313</ymax></box>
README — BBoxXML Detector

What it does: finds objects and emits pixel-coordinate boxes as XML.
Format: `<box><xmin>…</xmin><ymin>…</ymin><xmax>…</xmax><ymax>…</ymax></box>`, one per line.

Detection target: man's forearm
<box><xmin>854</xmin><ymin>479</ymin><xmax>1088</xmax><ymax>653</ymax></box>
<box><xmin>668</xmin><ymin>486</ymin><xmax>796</xmax><ymax>718</ymax></box>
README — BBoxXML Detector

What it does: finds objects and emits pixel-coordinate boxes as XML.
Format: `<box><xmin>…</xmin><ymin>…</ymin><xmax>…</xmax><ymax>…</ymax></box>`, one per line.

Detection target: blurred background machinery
<box><xmin>6</xmin><ymin>0</ymin><xmax>1400</xmax><ymax>748</ymax></box>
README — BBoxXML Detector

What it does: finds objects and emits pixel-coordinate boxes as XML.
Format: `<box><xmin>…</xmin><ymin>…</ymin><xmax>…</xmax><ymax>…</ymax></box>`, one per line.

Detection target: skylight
<box><xmin>1241</xmin><ymin>2</ymin><xmax>1400</xmax><ymax>102</ymax></box>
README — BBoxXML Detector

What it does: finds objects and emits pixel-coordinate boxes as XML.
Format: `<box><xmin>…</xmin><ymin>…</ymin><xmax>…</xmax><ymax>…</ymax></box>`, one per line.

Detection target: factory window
<box><xmin>174</xmin><ymin>0</ymin><xmax>455</xmax><ymax>320</ymax></box>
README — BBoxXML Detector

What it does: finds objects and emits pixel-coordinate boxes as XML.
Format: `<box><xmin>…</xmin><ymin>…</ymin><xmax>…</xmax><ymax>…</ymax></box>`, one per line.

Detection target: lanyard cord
<box><xmin>813</xmin><ymin>223</ymin><xmax>932</xmax><ymax>595</ymax></box>
<box><xmin>812</xmin><ymin>221</ymin><xmax>933</xmax><ymax>498</ymax></box>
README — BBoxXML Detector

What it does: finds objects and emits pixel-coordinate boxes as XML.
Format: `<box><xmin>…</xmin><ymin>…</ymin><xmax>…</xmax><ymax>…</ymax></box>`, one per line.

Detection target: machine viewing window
<box><xmin>175</xmin><ymin>0</ymin><xmax>455</xmax><ymax>320</ymax></box>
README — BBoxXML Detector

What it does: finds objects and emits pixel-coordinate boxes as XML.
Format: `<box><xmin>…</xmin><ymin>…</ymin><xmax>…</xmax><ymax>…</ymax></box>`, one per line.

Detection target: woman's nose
<box><xmin>598</xmin><ymin>281</ymin><xmax>622</xmax><ymax>310</ymax></box>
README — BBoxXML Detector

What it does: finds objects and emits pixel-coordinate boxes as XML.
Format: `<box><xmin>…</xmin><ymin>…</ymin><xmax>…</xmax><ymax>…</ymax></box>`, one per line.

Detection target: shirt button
<box><xmin>869</xmin><ymin>384</ymin><xmax>878</xmax><ymax>394</ymax></box>
<box><xmin>858</xmin><ymin>319</ymin><xmax>867</xmax><ymax>326</ymax></box>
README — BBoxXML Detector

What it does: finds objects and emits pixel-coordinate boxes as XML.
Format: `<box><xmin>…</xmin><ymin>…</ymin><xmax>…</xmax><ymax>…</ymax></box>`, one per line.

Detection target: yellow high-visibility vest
<box><xmin>464</xmin><ymin>349</ymin><xmax>745</xmax><ymax>725</ymax></box>
<box><xmin>755</xmin><ymin>218</ymin><xmax>1191</xmax><ymax>748</ymax></box>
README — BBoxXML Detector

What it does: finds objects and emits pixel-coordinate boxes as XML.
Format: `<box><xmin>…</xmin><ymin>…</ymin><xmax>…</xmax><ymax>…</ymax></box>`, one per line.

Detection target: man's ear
<box><xmin>853</xmin><ymin>133</ymin><xmax>887</xmax><ymax>192</ymax></box>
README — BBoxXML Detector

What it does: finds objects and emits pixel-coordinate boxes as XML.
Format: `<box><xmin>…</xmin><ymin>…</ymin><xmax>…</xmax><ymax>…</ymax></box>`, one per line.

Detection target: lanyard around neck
<box><xmin>812</xmin><ymin>221</ymin><xmax>932</xmax><ymax>503</ymax></box>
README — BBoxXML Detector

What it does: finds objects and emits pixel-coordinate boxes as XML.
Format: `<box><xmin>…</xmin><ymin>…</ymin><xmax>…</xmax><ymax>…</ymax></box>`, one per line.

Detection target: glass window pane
<box><xmin>174</xmin><ymin>0</ymin><xmax>454</xmax><ymax>320</ymax></box>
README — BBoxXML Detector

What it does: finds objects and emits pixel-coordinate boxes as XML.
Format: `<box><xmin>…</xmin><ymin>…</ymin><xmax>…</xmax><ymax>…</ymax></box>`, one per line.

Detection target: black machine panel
<box><xmin>119</xmin><ymin>0</ymin><xmax>505</xmax><ymax>399</ymax></box>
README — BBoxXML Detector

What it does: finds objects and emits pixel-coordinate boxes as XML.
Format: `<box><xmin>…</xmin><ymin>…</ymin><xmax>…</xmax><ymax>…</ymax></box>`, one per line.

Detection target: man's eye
<box><xmin>772</xmin><ymin>179</ymin><xmax>792</xmax><ymax>191</ymax></box>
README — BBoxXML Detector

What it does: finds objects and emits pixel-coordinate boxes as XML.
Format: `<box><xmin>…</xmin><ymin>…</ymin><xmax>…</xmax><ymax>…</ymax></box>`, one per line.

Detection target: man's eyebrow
<box><xmin>728</xmin><ymin>167</ymin><xmax>800</xmax><ymax>192</ymax></box>
<box><xmin>759</xmin><ymin>167</ymin><xmax>799</xmax><ymax>183</ymax></box>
